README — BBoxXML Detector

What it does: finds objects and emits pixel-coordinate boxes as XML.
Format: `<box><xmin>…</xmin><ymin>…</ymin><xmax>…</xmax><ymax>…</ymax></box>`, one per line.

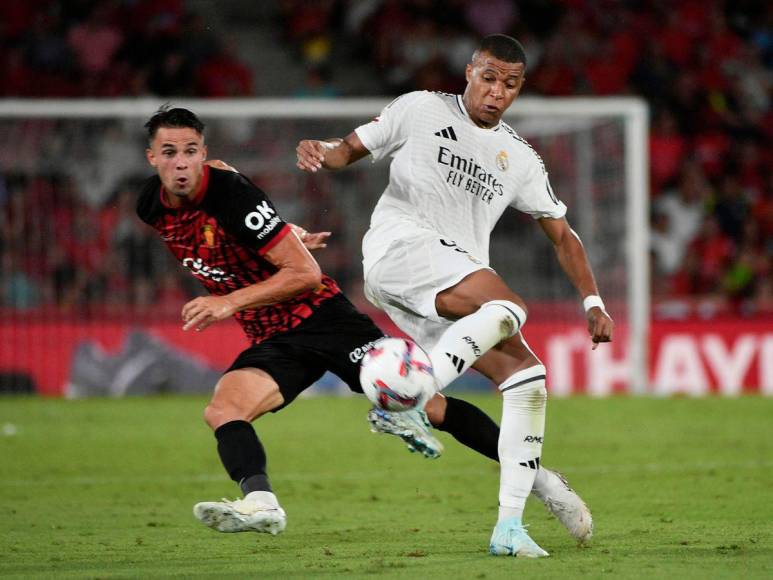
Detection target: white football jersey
<box><xmin>355</xmin><ymin>91</ymin><xmax>567</xmax><ymax>275</ymax></box>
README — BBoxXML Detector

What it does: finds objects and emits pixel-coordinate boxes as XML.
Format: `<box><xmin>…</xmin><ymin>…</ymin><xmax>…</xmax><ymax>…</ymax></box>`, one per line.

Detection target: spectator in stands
<box><xmin>655</xmin><ymin>162</ymin><xmax>710</xmax><ymax>262</ymax></box>
<box><xmin>194</xmin><ymin>41</ymin><xmax>254</xmax><ymax>97</ymax></box>
<box><xmin>148</xmin><ymin>46</ymin><xmax>194</xmax><ymax>96</ymax></box>
<box><xmin>714</xmin><ymin>174</ymin><xmax>751</xmax><ymax>244</ymax></box>
<box><xmin>0</xmin><ymin>45</ymin><xmax>37</xmax><ymax>96</ymax></box>
<box><xmin>649</xmin><ymin>109</ymin><xmax>688</xmax><ymax>194</ymax></box>
<box><xmin>464</xmin><ymin>0</ymin><xmax>517</xmax><ymax>38</ymax></box>
<box><xmin>24</xmin><ymin>12</ymin><xmax>73</xmax><ymax>78</ymax></box>
<box><xmin>293</xmin><ymin>66</ymin><xmax>339</xmax><ymax>98</ymax></box>
<box><xmin>650</xmin><ymin>210</ymin><xmax>683</xmax><ymax>282</ymax></box>
<box><xmin>67</xmin><ymin>5</ymin><xmax>124</xmax><ymax>85</ymax></box>
<box><xmin>684</xmin><ymin>215</ymin><xmax>735</xmax><ymax>295</ymax></box>
<box><xmin>0</xmin><ymin>247</ymin><xmax>40</xmax><ymax>309</ymax></box>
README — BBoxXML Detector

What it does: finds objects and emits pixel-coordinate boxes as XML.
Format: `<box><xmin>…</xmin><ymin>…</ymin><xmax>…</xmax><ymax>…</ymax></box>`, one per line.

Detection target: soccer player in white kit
<box><xmin>297</xmin><ymin>34</ymin><xmax>613</xmax><ymax>558</ymax></box>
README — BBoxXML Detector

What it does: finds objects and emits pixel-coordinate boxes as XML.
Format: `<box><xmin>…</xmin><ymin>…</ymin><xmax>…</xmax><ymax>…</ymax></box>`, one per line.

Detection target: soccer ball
<box><xmin>359</xmin><ymin>337</ymin><xmax>436</xmax><ymax>412</ymax></box>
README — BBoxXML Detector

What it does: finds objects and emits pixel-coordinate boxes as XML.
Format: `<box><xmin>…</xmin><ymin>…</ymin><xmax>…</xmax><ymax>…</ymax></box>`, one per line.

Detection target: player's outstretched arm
<box><xmin>538</xmin><ymin>217</ymin><xmax>614</xmax><ymax>349</ymax></box>
<box><xmin>181</xmin><ymin>233</ymin><xmax>322</xmax><ymax>332</ymax></box>
<box><xmin>296</xmin><ymin>132</ymin><xmax>370</xmax><ymax>172</ymax></box>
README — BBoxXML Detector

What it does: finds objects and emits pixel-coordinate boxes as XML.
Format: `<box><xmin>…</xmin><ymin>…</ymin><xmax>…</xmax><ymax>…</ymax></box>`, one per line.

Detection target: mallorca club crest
<box><xmin>202</xmin><ymin>223</ymin><xmax>215</xmax><ymax>248</ymax></box>
<box><xmin>197</xmin><ymin>221</ymin><xmax>217</xmax><ymax>260</ymax></box>
<box><xmin>496</xmin><ymin>150</ymin><xmax>509</xmax><ymax>172</ymax></box>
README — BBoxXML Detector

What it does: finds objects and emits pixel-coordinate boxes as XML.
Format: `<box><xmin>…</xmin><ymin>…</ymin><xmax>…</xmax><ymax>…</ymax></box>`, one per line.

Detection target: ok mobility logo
<box><xmin>244</xmin><ymin>201</ymin><xmax>281</xmax><ymax>239</ymax></box>
<box><xmin>437</xmin><ymin>145</ymin><xmax>504</xmax><ymax>204</ymax></box>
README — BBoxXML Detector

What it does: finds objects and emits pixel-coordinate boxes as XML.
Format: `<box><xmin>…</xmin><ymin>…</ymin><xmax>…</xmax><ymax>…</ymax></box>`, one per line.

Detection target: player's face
<box><xmin>463</xmin><ymin>52</ymin><xmax>525</xmax><ymax>128</ymax></box>
<box><xmin>146</xmin><ymin>127</ymin><xmax>207</xmax><ymax>201</ymax></box>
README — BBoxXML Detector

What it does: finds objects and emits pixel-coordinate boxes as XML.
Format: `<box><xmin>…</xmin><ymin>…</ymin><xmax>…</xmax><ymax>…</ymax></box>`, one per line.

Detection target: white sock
<box><xmin>497</xmin><ymin>365</ymin><xmax>547</xmax><ymax>523</ymax></box>
<box><xmin>532</xmin><ymin>467</ymin><xmax>549</xmax><ymax>494</ymax></box>
<box><xmin>428</xmin><ymin>300</ymin><xmax>526</xmax><ymax>390</ymax></box>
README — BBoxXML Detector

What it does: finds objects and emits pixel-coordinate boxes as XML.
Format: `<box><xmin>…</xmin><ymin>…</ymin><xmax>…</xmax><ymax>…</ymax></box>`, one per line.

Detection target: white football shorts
<box><xmin>363</xmin><ymin>229</ymin><xmax>492</xmax><ymax>351</ymax></box>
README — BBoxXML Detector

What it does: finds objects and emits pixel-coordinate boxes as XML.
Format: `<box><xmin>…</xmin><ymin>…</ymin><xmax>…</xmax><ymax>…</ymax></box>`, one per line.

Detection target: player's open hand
<box><xmin>296</xmin><ymin>139</ymin><xmax>337</xmax><ymax>173</ymax></box>
<box><xmin>289</xmin><ymin>223</ymin><xmax>331</xmax><ymax>250</ymax></box>
<box><xmin>587</xmin><ymin>307</ymin><xmax>614</xmax><ymax>350</ymax></box>
<box><xmin>182</xmin><ymin>296</ymin><xmax>237</xmax><ymax>332</ymax></box>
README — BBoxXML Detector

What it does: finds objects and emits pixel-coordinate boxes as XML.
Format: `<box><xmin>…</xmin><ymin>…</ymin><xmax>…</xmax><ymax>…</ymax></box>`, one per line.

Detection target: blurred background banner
<box><xmin>0</xmin><ymin>0</ymin><xmax>770</xmax><ymax>396</ymax></box>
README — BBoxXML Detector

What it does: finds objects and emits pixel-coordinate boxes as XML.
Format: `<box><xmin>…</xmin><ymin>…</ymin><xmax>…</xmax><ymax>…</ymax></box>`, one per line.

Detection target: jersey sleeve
<box><xmin>215</xmin><ymin>173</ymin><xmax>290</xmax><ymax>255</ymax></box>
<box><xmin>354</xmin><ymin>91</ymin><xmax>427</xmax><ymax>162</ymax></box>
<box><xmin>510</xmin><ymin>153</ymin><xmax>567</xmax><ymax>220</ymax></box>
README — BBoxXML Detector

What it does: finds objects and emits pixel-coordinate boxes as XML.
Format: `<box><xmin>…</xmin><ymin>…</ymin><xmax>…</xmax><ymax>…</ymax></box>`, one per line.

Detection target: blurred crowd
<box><xmin>0</xmin><ymin>0</ymin><xmax>771</xmax><ymax>319</ymax></box>
<box><xmin>0</xmin><ymin>174</ymin><xmax>197</xmax><ymax>316</ymax></box>
<box><xmin>277</xmin><ymin>0</ymin><xmax>773</xmax><ymax>317</ymax></box>
<box><xmin>0</xmin><ymin>0</ymin><xmax>253</xmax><ymax>97</ymax></box>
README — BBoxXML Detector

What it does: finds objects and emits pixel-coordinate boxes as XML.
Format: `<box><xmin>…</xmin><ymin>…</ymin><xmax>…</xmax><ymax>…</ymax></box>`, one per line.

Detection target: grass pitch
<box><xmin>1</xmin><ymin>394</ymin><xmax>771</xmax><ymax>579</ymax></box>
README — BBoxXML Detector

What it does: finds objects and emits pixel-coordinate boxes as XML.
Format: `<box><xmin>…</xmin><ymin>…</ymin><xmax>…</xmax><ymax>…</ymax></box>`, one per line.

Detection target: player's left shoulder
<box><xmin>203</xmin><ymin>168</ymin><xmax>272</xmax><ymax>220</ymax></box>
<box><xmin>498</xmin><ymin>122</ymin><xmax>548</xmax><ymax>173</ymax></box>
<box><xmin>209</xmin><ymin>167</ymin><xmax>264</xmax><ymax>200</ymax></box>
<box><xmin>208</xmin><ymin>165</ymin><xmax>245</xmax><ymax>188</ymax></box>
<box><xmin>422</xmin><ymin>91</ymin><xmax>466</xmax><ymax>118</ymax></box>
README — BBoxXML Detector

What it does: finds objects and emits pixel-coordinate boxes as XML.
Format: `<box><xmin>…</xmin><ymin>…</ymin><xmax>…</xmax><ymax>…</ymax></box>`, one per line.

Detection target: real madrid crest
<box><xmin>496</xmin><ymin>150</ymin><xmax>509</xmax><ymax>172</ymax></box>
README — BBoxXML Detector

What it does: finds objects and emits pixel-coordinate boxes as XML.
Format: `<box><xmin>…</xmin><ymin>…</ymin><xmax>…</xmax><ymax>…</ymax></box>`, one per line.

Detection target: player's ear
<box><xmin>202</xmin><ymin>144</ymin><xmax>208</xmax><ymax>160</ymax></box>
<box><xmin>145</xmin><ymin>148</ymin><xmax>157</xmax><ymax>167</ymax></box>
<box><xmin>465</xmin><ymin>63</ymin><xmax>472</xmax><ymax>83</ymax></box>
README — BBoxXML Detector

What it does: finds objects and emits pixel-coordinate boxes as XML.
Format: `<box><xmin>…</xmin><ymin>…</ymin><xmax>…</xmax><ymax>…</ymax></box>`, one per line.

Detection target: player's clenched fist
<box><xmin>296</xmin><ymin>139</ymin><xmax>339</xmax><ymax>173</ymax></box>
<box><xmin>182</xmin><ymin>295</ymin><xmax>237</xmax><ymax>332</ymax></box>
<box><xmin>586</xmin><ymin>307</ymin><xmax>614</xmax><ymax>350</ymax></box>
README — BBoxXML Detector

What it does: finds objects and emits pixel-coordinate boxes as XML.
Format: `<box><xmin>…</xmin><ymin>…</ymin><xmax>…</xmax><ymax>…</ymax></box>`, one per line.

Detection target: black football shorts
<box><xmin>226</xmin><ymin>293</ymin><xmax>386</xmax><ymax>411</ymax></box>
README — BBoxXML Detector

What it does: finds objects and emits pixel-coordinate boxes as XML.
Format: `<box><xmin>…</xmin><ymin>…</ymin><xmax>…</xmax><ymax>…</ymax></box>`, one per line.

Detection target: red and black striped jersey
<box><xmin>136</xmin><ymin>166</ymin><xmax>341</xmax><ymax>344</ymax></box>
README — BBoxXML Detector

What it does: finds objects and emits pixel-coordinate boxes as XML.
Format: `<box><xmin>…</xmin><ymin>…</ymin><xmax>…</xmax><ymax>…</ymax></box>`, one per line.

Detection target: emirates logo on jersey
<box><xmin>496</xmin><ymin>150</ymin><xmax>509</xmax><ymax>172</ymax></box>
<box><xmin>436</xmin><ymin>146</ymin><xmax>504</xmax><ymax>204</ymax></box>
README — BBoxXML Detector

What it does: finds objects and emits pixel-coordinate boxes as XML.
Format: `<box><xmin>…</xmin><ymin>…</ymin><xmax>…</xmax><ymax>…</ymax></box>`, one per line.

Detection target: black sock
<box><xmin>435</xmin><ymin>397</ymin><xmax>500</xmax><ymax>462</ymax></box>
<box><xmin>214</xmin><ymin>420</ymin><xmax>272</xmax><ymax>494</ymax></box>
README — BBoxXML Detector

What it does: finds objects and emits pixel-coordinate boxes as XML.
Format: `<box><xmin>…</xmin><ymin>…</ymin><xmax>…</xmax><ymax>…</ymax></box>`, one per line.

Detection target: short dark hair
<box><xmin>144</xmin><ymin>105</ymin><xmax>205</xmax><ymax>141</ymax></box>
<box><xmin>474</xmin><ymin>34</ymin><xmax>527</xmax><ymax>67</ymax></box>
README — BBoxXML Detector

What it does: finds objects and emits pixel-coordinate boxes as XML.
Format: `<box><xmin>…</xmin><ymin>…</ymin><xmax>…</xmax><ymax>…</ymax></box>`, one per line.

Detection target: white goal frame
<box><xmin>0</xmin><ymin>97</ymin><xmax>649</xmax><ymax>393</ymax></box>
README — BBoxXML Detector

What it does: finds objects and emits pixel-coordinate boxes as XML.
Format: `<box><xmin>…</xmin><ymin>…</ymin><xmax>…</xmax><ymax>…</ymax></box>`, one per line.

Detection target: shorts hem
<box><xmin>421</xmin><ymin>265</ymin><xmax>493</xmax><ymax>322</ymax></box>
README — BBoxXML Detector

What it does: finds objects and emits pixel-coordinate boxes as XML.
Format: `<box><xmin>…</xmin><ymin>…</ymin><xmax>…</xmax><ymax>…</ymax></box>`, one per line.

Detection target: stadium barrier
<box><xmin>2</xmin><ymin>314</ymin><xmax>769</xmax><ymax>396</ymax></box>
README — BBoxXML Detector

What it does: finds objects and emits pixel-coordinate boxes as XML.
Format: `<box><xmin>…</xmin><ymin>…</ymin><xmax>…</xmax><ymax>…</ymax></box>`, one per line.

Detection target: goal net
<box><xmin>0</xmin><ymin>98</ymin><xmax>648</xmax><ymax>395</ymax></box>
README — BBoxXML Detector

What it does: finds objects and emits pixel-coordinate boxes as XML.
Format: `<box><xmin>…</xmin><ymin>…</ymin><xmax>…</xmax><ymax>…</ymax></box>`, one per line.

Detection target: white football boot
<box><xmin>532</xmin><ymin>469</ymin><xmax>593</xmax><ymax>543</ymax></box>
<box><xmin>489</xmin><ymin>517</ymin><xmax>549</xmax><ymax>558</ymax></box>
<box><xmin>367</xmin><ymin>407</ymin><xmax>444</xmax><ymax>459</ymax></box>
<box><xmin>193</xmin><ymin>490</ymin><xmax>286</xmax><ymax>535</ymax></box>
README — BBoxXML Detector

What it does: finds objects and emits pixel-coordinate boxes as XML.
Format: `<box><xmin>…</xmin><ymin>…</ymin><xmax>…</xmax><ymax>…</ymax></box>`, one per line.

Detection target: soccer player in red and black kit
<box><xmin>137</xmin><ymin>106</ymin><xmax>585</xmax><ymax>539</ymax></box>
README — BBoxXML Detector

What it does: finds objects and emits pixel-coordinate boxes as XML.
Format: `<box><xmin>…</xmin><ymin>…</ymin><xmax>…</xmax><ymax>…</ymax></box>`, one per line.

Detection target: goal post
<box><xmin>0</xmin><ymin>97</ymin><xmax>648</xmax><ymax>395</ymax></box>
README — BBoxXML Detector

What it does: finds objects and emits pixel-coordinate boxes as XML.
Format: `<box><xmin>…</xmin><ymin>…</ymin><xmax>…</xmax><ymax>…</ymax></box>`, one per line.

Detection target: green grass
<box><xmin>1</xmin><ymin>395</ymin><xmax>771</xmax><ymax>579</ymax></box>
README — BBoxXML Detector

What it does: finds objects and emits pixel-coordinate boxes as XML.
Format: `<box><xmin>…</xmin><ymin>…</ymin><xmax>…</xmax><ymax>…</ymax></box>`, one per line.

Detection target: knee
<box><xmin>203</xmin><ymin>369</ymin><xmax>284</xmax><ymax>430</ymax></box>
<box><xmin>203</xmin><ymin>401</ymin><xmax>244</xmax><ymax>431</ymax></box>
<box><xmin>203</xmin><ymin>397</ymin><xmax>266</xmax><ymax>431</ymax></box>
<box><xmin>481</xmin><ymin>300</ymin><xmax>528</xmax><ymax>336</ymax></box>
<box><xmin>424</xmin><ymin>393</ymin><xmax>447</xmax><ymax>426</ymax></box>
